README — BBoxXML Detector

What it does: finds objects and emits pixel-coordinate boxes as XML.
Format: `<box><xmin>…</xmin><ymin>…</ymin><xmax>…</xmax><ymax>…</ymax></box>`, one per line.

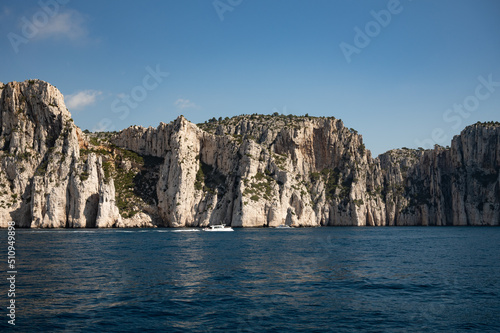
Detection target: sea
<box><xmin>1</xmin><ymin>227</ymin><xmax>500</xmax><ymax>332</ymax></box>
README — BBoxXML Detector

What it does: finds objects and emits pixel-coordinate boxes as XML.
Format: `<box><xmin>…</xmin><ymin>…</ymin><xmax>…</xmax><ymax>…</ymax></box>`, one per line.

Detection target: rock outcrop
<box><xmin>1</xmin><ymin>79</ymin><xmax>499</xmax><ymax>227</ymax></box>
<box><xmin>395</xmin><ymin>124</ymin><xmax>500</xmax><ymax>226</ymax></box>
<box><xmin>0</xmin><ymin>80</ymin><xmax>125</xmax><ymax>228</ymax></box>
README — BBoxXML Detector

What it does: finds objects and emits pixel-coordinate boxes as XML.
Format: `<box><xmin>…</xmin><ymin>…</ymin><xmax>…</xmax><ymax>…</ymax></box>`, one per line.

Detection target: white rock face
<box><xmin>0</xmin><ymin>80</ymin><xmax>124</xmax><ymax>228</ymax></box>
<box><xmin>96</xmin><ymin>178</ymin><xmax>122</xmax><ymax>228</ymax></box>
<box><xmin>115</xmin><ymin>115</ymin><xmax>500</xmax><ymax>227</ymax></box>
<box><xmin>117</xmin><ymin>212</ymin><xmax>155</xmax><ymax>228</ymax></box>
<box><xmin>1</xmin><ymin>80</ymin><xmax>499</xmax><ymax>228</ymax></box>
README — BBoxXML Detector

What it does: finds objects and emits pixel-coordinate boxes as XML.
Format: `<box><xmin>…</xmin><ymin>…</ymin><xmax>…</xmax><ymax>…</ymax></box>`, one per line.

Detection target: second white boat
<box><xmin>202</xmin><ymin>224</ymin><xmax>234</xmax><ymax>232</ymax></box>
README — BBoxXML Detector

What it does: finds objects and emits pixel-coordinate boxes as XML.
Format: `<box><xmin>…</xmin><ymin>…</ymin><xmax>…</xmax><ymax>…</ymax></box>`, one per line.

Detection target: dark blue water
<box><xmin>1</xmin><ymin>227</ymin><xmax>500</xmax><ymax>332</ymax></box>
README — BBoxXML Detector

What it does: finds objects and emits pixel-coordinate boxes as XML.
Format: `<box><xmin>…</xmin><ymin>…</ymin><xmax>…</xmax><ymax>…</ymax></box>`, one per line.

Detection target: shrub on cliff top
<box><xmin>476</xmin><ymin>121</ymin><xmax>500</xmax><ymax>127</ymax></box>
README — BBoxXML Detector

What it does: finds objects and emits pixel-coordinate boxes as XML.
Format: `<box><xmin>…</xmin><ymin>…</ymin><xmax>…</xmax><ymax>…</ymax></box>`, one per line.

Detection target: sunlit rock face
<box><xmin>1</xmin><ymin>79</ymin><xmax>498</xmax><ymax>227</ymax></box>
<box><xmin>115</xmin><ymin>114</ymin><xmax>500</xmax><ymax>227</ymax></box>
<box><xmin>0</xmin><ymin>80</ymin><xmax>122</xmax><ymax>228</ymax></box>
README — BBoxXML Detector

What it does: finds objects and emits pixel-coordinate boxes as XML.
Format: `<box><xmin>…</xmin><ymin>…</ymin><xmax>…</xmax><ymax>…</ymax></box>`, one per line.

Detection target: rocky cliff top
<box><xmin>0</xmin><ymin>79</ymin><xmax>74</xmax><ymax>155</ymax></box>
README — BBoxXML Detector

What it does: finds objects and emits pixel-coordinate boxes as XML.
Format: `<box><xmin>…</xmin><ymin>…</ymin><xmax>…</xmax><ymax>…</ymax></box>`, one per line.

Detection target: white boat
<box><xmin>275</xmin><ymin>224</ymin><xmax>291</xmax><ymax>228</ymax></box>
<box><xmin>202</xmin><ymin>224</ymin><xmax>234</xmax><ymax>232</ymax></box>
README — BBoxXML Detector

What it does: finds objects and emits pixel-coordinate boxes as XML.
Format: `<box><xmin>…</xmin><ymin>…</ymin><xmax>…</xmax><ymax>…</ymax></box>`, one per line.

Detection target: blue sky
<box><xmin>1</xmin><ymin>0</ymin><xmax>499</xmax><ymax>156</ymax></box>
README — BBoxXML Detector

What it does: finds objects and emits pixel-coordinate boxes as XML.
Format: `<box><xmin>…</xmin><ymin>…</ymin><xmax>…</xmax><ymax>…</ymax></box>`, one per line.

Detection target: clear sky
<box><xmin>1</xmin><ymin>0</ymin><xmax>499</xmax><ymax>156</ymax></box>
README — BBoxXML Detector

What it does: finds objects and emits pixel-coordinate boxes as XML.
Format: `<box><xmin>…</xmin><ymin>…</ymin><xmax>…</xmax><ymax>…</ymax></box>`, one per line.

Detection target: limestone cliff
<box><xmin>396</xmin><ymin>124</ymin><xmax>500</xmax><ymax>226</ymax></box>
<box><xmin>1</xmin><ymin>79</ymin><xmax>498</xmax><ymax>227</ymax></box>
<box><xmin>0</xmin><ymin>80</ymin><xmax>126</xmax><ymax>227</ymax></box>
<box><xmin>114</xmin><ymin>115</ymin><xmax>500</xmax><ymax>227</ymax></box>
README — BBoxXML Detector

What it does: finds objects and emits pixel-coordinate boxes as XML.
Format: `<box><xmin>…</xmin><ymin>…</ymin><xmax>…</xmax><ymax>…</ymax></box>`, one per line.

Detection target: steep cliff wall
<box><xmin>0</xmin><ymin>80</ymin><xmax>125</xmax><ymax>227</ymax></box>
<box><xmin>395</xmin><ymin>124</ymin><xmax>500</xmax><ymax>226</ymax></box>
<box><xmin>1</xmin><ymin>79</ymin><xmax>498</xmax><ymax>227</ymax></box>
<box><xmin>114</xmin><ymin>115</ymin><xmax>500</xmax><ymax>227</ymax></box>
<box><xmin>113</xmin><ymin>115</ymin><xmax>376</xmax><ymax>227</ymax></box>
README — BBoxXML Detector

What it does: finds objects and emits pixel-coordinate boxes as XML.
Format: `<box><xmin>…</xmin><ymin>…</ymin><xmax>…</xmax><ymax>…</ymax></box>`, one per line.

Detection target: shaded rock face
<box><xmin>1</xmin><ymin>80</ymin><xmax>498</xmax><ymax>227</ymax></box>
<box><xmin>114</xmin><ymin>115</ymin><xmax>500</xmax><ymax>227</ymax></box>
<box><xmin>396</xmin><ymin>125</ymin><xmax>500</xmax><ymax>226</ymax></box>
<box><xmin>0</xmin><ymin>80</ymin><xmax>123</xmax><ymax>227</ymax></box>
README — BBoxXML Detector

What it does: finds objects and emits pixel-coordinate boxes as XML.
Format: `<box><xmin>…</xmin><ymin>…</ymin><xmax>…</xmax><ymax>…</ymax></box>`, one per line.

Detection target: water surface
<box><xmin>1</xmin><ymin>227</ymin><xmax>499</xmax><ymax>332</ymax></box>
